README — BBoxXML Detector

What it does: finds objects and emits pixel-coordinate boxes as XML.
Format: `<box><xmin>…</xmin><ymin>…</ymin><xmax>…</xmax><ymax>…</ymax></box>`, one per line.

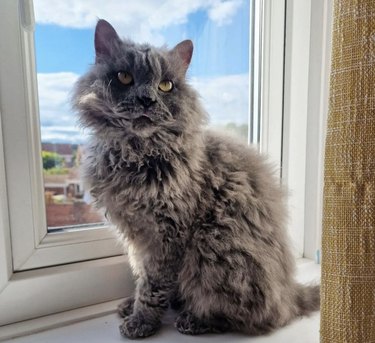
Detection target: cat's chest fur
<box><xmin>85</xmin><ymin>141</ymin><xmax>202</xmax><ymax>244</ymax></box>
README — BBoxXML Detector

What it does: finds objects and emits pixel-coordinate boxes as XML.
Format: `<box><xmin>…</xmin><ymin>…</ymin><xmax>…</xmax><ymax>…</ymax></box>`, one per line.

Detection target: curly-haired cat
<box><xmin>73</xmin><ymin>19</ymin><xmax>319</xmax><ymax>339</ymax></box>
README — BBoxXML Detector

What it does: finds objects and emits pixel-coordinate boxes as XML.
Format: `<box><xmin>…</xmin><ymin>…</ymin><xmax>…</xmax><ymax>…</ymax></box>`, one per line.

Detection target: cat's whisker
<box><xmin>99</xmin><ymin>80</ymin><xmax>114</xmax><ymax>111</ymax></box>
<box><xmin>106</xmin><ymin>79</ymin><xmax>114</xmax><ymax>103</ymax></box>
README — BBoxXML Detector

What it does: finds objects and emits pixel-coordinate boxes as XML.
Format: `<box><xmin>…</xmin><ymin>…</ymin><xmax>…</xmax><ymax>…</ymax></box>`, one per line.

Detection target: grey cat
<box><xmin>73</xmin><ymin>19</ymin><xmax>319</xmax><ymax>339</ymax></box>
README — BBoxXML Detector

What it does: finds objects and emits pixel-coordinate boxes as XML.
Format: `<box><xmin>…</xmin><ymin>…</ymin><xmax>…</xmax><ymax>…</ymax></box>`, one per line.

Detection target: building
<box><xmin>42</xmin><ymin>142</ymin><xmax>77</xmax><ymax>168</ymax></box>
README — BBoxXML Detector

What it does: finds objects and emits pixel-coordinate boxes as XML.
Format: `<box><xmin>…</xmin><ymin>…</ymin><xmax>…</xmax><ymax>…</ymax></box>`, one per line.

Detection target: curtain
<box><xmin>321</xmin><ymin>0</ymin><xmax>375</xmax><ymax>342</ymax></box>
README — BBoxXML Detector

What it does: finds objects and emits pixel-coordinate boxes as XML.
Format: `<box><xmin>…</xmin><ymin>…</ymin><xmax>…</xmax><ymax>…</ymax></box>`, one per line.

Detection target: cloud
<box><xmin>41</xmin><ymin>127</ymin><xmax>86</xmax><ymax>144</ymax></box>
<box><xmin>33</xmin><ymin>0</ymin><xmax>243</xmax><ymax>43</ymax></box>
<box><xmin>37</xmin><ymin>72</ymin><xmax>84</xmax><ymax>143</ymax></box>
<box><xmin>208</xmin><ymin>0</ymin><xmax>243</xmax><ymax>25</ymax></box>
<box><xmin>37</xmin><ymin>72</ymin><xmax>249</xmax><ymax>143</ymax></box>
<box><xmin>191</xmin><ymin>73</ymin><xmax>249</xmax><ymax>126</ymax></box>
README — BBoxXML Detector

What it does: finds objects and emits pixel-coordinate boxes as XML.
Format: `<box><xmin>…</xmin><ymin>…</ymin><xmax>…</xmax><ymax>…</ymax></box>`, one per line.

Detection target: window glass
<box><xmin>33</xmin><ymin>0</ymin><xmax>250</xmax><ymax>230</ymax></box>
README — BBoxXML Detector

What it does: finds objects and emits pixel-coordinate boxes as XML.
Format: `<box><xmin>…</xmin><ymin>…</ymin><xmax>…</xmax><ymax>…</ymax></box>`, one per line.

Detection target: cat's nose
<box><xmin>137</xmin><ymin>95</ymin><xmax>156</xmax><ymax>108</ymax></box>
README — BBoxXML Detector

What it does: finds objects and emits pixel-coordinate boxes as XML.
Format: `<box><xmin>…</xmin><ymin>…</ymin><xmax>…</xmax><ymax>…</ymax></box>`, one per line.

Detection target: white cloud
<box><xmin>37</xmin><ymin>72</ymin><xmax>249</xmax><ymax>143</ymax></box>
<box><xmin>41</xmin><ymin>127</ymin><xmax>86</xmax><ymax>144</ymax></box>
<box><xmin>191</xmin><ymin>73</ymin><xmax>249</xmax><ymax>126</ymax></box>
<box><xmin>37</xmin><ymin>72</ymin><xmax>84</xmax><ymax>142</ymax></box>
<box><xmin>33</xmin><ymin>0</ymin><xmax>243</xmax><ymax>44</ymax></box>
<box><xmin>37</xmin><ymin>72</ymin><xmax>79</xmax><ymax>108</ymax></box>
<box><xmin>208</xmin><ymin>0</ymin><xmax>243</xmax><ymax>25</ymax></box>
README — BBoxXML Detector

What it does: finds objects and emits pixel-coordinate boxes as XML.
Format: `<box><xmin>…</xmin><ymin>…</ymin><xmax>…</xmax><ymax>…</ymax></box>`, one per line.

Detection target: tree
<box><xmin>42</xmin><ymin>151</ymin><xmax>64</xmax><ymax>170</ymax></box>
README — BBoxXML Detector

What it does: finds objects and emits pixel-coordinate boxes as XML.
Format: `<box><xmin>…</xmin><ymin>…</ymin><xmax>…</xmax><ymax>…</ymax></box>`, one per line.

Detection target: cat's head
<box><xmin>73</xmin><ymin>19</ymin><xmax>207</xmax><ymax>140</ymax></box>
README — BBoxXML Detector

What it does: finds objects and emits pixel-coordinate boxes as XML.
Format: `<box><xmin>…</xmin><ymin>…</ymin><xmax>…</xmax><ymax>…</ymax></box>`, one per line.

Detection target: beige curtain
<box><xmin>321</xmin><ymin>0</ymin><xmax>375</xmax><ymax>342</ymax></box>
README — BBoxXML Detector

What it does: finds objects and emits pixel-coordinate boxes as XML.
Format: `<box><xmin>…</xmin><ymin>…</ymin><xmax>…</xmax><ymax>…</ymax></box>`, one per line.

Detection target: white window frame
<box><xmin>0</xmin><ymin>0</ymin><xmax>124</xmax><ymax>273</ymax></box>
<box><xmin>0</xmin><ymin>0</ymin><xmax>332</xmax><ymax>339</ymax></box>
<box><xmin>252</xmin><ymin>0</ymin><xmax>332</xmax><ymax>259</ymax></box>
<box><xmin>0</xmin><ymin>0</ymin><xmax>134</xmax><ymax>333</ymax></box>
<box><xmin>302</xmin><ymin>0</ymin><xmax>332</xmax><ymax>261</ymax></box>
<box><xmin>281</xmin><ymin>0</ymin><xmax>332</xmax><ymax>259</ymax></box>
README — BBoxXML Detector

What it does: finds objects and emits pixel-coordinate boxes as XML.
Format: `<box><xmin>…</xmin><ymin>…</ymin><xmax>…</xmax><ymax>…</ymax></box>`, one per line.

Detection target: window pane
<box><xmin>33</xmin><ymin>0</ymin><xmax>250</xmax><ymax>230</ymax></box>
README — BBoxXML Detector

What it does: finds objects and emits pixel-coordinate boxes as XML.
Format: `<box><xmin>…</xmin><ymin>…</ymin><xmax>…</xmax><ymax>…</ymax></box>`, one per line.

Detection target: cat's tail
<box><xmin>294</xmin><ymin>283</ymin><xmax>320</xmax><ymax>316</ymax></box>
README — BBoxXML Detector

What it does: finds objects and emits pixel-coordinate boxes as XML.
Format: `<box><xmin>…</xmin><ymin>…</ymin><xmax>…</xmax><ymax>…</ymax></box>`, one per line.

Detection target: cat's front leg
<box><xmin>119</xmin><ymin>274</ymin><xmax>173</xmax><ymax>339</ymax></box>
<box><xmin>117</xmin><ymin>295</ymin><xmax>135</xmax><ymax>318</ymax></box>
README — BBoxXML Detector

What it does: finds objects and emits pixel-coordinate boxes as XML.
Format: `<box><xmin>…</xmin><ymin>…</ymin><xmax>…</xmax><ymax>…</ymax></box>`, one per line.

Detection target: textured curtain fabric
<box><xmin>321</xmin><ymin>0</ymin><xmax>375</xmax><ymax>342</ymax></box>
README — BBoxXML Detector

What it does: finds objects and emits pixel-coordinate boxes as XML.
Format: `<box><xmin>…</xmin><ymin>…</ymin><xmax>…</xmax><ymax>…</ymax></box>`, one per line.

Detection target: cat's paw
<box><xmin>117</xmin><ymin>296</ymin><xmax>134</xmax><ymax>318</ymax></box>
<box><xmin>174</xmin><ymin>311</ymin><xmax>211</xmax><ymax>335</ymax></box>
<box><xmin>119</xmin><ymin>314</ymin><xmax>160</xmax><ymax>339</ymax></box>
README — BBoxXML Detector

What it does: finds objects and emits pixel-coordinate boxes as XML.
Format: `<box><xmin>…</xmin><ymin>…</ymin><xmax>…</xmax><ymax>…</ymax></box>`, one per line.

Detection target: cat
<box><xmin>73</xmin><ymin>19</ymin><xmax>320</xmax><ymax>339</ymax></box>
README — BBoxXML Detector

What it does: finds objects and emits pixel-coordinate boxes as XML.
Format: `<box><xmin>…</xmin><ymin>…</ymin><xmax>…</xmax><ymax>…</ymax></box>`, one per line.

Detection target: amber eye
<box><xmin>158</xmin><ymin>80</ymin><xmax>173</xmax><ymax>92</ymax></box>
<box><xmin>117</xmin><ymin>71</ymin><xmax>133</xmax><ymax>85</ymax></box>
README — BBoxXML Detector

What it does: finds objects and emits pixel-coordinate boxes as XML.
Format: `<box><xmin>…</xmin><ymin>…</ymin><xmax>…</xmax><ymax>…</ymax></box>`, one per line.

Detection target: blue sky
<box><xmin>33</xmin><ymin>0</ymin><xmax>250</xmax><ymax>143</ymax></box>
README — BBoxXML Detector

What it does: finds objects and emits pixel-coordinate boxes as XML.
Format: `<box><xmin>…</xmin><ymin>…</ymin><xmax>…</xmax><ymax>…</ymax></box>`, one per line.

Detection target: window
<box><xmin>1</xmin><ymin>0</ymin><xmax>254</xmax><ymax>273</ymax></box>
<box><xmin>0</xmin><ymin>0</ymin><xmax>331</xmax><ymax>337</ymax></box>
<box><xmin>33</xmin><ymin>1</ymin><xmax>251</xmax><ymax>230</ymax></box>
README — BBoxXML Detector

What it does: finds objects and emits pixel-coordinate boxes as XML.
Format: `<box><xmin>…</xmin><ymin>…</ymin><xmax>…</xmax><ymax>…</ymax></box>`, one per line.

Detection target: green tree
<box><xmin>42</xmin><ymin>151</ymin><xmax>64</xmax><ymax>170</ymax></box>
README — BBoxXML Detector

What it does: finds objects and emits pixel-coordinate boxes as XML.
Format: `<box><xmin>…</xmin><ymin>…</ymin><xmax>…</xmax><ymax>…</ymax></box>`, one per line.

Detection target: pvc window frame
<box><xmin>0</xmin><ymin>0</ymin><xmax>133</xmax><ymax>331</ymax></box>
<box><xmin>252</xmin><ymin>0</ymin><xmax>332</xmax><ymax>259</ymax></box>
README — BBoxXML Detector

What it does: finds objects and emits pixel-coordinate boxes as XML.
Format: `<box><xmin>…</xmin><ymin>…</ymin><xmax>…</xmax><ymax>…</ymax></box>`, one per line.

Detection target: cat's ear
<box><xmin>171</xmin><ymin>40</ymin><xmax>193</xmax><ymax>73</ymax></box>
<box><xmin>95</xmin><ymin>19</ymin><xmax>120</xmax><ymax>62</ymax></box>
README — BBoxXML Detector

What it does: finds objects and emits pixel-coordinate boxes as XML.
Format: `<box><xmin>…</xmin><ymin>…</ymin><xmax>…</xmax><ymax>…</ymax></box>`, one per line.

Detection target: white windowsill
<box><xmin>1</xmin><ymin>259</ymin><xmax>320</xmax><ymax>342</ymax></box>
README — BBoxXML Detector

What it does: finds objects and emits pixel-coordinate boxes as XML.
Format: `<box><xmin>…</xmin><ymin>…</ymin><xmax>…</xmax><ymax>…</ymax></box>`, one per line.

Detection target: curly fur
<box><xmin>73</xmin><ymin>19</ymin><xmax>319</xmax><ymax>339</ymax></box>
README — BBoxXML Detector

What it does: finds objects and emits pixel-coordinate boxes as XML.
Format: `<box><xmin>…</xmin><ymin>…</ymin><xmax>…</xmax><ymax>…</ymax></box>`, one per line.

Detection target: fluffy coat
<box><xmin>73</xmin><ymin>19</ymin><xmax>319</xmax><ymax>339</ymax></box>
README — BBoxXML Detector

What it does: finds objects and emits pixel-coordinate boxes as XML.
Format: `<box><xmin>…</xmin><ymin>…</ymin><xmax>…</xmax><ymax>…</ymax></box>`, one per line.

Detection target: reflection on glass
<box><xmin>33</xmin><ymin>0</ymin><xmax>250</xmax><ymax>230</ymax></box>
<box><xmin>41</xmin><ymin>143</ymin><xmax>104</xmax><ymax>229</ymax></box>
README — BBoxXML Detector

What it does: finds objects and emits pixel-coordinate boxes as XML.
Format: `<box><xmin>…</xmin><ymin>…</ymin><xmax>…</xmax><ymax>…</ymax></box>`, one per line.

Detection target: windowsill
<box><xmin>1</xmin><ymin>259</ymin><xmax>320</xmax><ymax>342</ymax></box>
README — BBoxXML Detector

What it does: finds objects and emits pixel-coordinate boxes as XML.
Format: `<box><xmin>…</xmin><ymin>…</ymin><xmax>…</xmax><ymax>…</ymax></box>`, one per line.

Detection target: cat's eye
<box><xmin>158</xmin><ymin>80</ymin><xmax>174</xmax><ymax>92</ymax></box>
<box><xmin>118</xmin><ymin>71</ymin><xmax>133</xmax><ymax>85</ymax></box>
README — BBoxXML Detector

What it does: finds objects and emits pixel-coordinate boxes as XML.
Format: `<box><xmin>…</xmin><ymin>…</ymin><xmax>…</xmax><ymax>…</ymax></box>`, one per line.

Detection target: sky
<box><xmin>33</xmin><ymin>0</ymin><xmax>250</xmax><ymax>143</ymax></box>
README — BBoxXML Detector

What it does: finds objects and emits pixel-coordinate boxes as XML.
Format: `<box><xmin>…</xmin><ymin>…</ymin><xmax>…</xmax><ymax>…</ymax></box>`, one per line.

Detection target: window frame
<box><xmin>282</xmin><ymin>0</ymin><xmax>332</xmax><ymax>259</ymax></box>
<box><xmin>282</xmin><ymin>0</ymin><xmax>314</xmax><ymax>257</ymax></box>
<box><xmin>302</xmin><ymin>0</ymin><xmax>332</xmax><ymax>260</ymax></box>
<box><xmin>0</xmin><ymin>0</ymin><xmax>124</xmax><ymax>272</ymax></box>
<box><xmin>0</xmin><ymin>0</ymin><xmax>133</xmax><ymax>331</ymax></box>
<box><xmin>0</xmin><ymin>0</ymin><xmax>332</xmax><ymax>338</ymax></box>
<box><xmin>252</xmin><ymin>0</ymin><xmax>332</xmax><ymax>260</ymax></box>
